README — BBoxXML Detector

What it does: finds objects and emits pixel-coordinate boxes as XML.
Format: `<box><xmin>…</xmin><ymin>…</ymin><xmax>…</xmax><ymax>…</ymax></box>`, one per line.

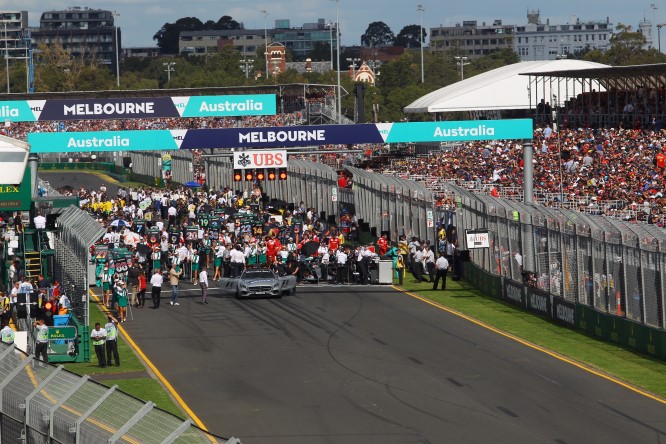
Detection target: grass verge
<box><xmin>397</xmin><ymin>277</ymin><xmax>666</xmax><ymax>399</ymax></box>
<box><xmin>63</xmin><ymin>294</ymin><xmax>186</xmax><ymax>419</ymax></box>
<box><xmin>102</xmin><ymin>378</ymin><xmax>184</xmax><ymax>417</ymax></box>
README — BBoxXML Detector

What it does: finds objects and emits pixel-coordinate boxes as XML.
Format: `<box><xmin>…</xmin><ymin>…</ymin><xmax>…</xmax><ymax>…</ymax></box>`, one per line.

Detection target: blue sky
<box><xmin>4</xmin><ymin>0</ymin><xmax>659</xmax><ymax>48</ymax></box>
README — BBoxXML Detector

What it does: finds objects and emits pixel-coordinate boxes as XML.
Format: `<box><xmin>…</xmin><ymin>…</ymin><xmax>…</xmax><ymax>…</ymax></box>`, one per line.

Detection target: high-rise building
<box><xmin>0</xmin><ymin>11</ymin><xmax>29</xmax><ymax>52</ymax></box>
<box><xmin>514</xmin><ymin>10</ymin><xmax>612</xmax><ymax>61</ymax></box>
<box><xmin>179</xmin><ymin>18</ymin><xmax>338</xmax><ymax>61</ymax></box>
<box><xmin>429</xmin><ymin>20</ymin><xmax>516</xmax><ymax>58</ymax></box>
<box><xmin>30</xmin><ymin>7</ymin><xmax>120</xmax><ymax>72</ymax></box>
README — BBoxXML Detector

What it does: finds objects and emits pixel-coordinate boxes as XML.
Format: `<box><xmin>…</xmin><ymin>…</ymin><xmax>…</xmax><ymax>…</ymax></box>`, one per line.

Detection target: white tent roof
<box><xmin>0</xmin><ymin>134</ymin><xmax>30</xmax><ymax>185</ymax></box>
<box><xmin>404</xmin><ymin>59</ymin><xmax>608</xmax><ymax>113</ymax></box>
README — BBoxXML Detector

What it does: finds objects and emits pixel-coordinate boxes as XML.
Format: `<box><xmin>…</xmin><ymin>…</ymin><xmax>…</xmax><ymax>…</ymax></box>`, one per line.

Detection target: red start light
<box><xmin>267</xmin><ymin>170</ymin><xmax>277</xmax><ymax>180</ymax></box>
<box><xmin>278</xmin><ymin>170</ymin><xmax>288</xmax><ymax>180</ymax></box>
<box><xmin>245</xmin><ymin>172</ymin><xmax>254</xmax><ymax>181</ymax></box>
<box><xmin>233</xmin><ymin>172</ymin><xmax>242</xmax><ymax>182</ymax></box>
<box><xmin>256</xmin><ymin>171</ymin><xmax>265</xmax><ymax>181</ymax></box>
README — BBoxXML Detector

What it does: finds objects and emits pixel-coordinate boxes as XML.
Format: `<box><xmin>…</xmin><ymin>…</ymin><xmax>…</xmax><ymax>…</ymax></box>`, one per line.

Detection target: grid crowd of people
<box><xmin>0</xmin><ymin>113</ymin><xmax>306</xmax><ymax>142</ymax></box>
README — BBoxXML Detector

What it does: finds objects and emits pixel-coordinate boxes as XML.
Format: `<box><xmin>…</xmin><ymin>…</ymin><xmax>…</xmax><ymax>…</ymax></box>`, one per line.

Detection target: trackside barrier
<box><xmin>0</xmin><ymin>342</ymin><xmax>231</xmax><ymax>443</ymax></box>
<box><xmin>128</xmin><ymin>151</ymin><xmax>194</xmax><ymax>187</ymax></box>
<box><xmin>344</xmin><ymin>166</ymin><xmax>436</xmax><ymax>243</ymax></box>
<box><xmin>465</xmin><ymin>262</ymin><xmax>666</xmax><ymax>359</ymax></box>
<box><xmin>205</xmin><ymin>158</ymin><xmax>343</xmax><ymax>218</ymax></box>
<box><xmin>453</xmin><ymin>182</ymin><xmax>666</xmax><ymax>360</ymax></box>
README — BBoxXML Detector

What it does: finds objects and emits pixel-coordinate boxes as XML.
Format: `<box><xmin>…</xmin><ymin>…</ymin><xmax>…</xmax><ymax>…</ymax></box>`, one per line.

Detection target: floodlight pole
<box><xmin>262</xmin><ymin>10</ymin><xmax>269</xmax><ymax>78</ymax></box>
<box><xmin>418</xmin><ymin>4</ymin><xmax>425</xmax><ymax>83</ymax></box>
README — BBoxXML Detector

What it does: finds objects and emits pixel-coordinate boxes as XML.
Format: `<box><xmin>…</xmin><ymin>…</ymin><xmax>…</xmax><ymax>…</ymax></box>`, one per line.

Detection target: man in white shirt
<box><xmin>433</xmin><ymin>255</ymin><xmax>450</xmax><ymax>290</ymax></box>
<box><xmin>422</xmin><ymin>245</ymin><xmax>435</xmax><ymax>283</ymax></box>
<box><xmin>199</xmin><ymin>267</ymin><xmax>209</xmax><ymax>304</ymax></box>
<box><xmin>33</xmin><ymin>212</ymin><xmax>49</xmax><ymax>250</ymax></box>
<box><xmin>412</xmin><ymin>247</ymin><xmax>425</xmax><ymax>283</ymax></box>
<box><xmin>229</xmin><ymin>246</ymin><xmax>246</xmax><ymax>278</ymax></box>
<box><xmin>149</xmin><ymin>269</ymin><xmax>163</xmax><ymax>309</ymax></box>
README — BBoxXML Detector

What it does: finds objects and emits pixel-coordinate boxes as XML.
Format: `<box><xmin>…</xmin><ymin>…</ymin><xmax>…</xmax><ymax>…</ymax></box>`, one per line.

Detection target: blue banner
<box><xmin>0</xmin><ymin>94</ymin><xmax>277</xmax><ymax>122</ymax></box>
<box><xmin>384</xmin><ymin>119</ymin><xmax>534</xmax><ymax>142</ymax></box>
<box><xmin>29</xmin><ymin>130</ymin><xmax>179</xmax><ymax>153</ymax></box>
<box><xmin>27</xmin><ymin>119</ymin><xmax>534</xmax><ymax>153</ymax></box>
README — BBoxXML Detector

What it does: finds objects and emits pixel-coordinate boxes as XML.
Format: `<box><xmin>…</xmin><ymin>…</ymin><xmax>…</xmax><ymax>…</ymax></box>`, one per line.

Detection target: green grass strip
<box><xmin>102</xmin><ymin>378</ymin><xmax>185</xmax><ymax>418</ymax></box>
<box><xmin>398</xmin><ymin>277</ymin><xmax>666</xmax><ymax>399</ymax></box>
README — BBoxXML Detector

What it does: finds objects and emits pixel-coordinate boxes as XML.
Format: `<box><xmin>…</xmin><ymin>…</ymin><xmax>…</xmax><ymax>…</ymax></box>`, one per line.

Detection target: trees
<box><xmin>361</xmin><ymin>22</ymin><xmax>395</xmax><ymax>47</ymax></box>
<box><xmin>394</xmin><ymin>25</ymin><xmax>426</xmax><ymax>49</ymax></box>
<box><xmin>153</xmin><ymin>17</ymin><xmax>204</xmax><ymax>54</ymax></box>
<box><xmin>153</xmin><ymin>16</ymin><xmax>242</xmax><ymax>55</ymax></box>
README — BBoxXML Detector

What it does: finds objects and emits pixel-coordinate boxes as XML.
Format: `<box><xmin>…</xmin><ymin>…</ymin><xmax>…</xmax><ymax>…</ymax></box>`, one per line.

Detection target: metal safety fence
<box><xmin>344</xmin><ymin>166</ymin><xmax>436</xmax><ymax>244</ymax></box>
<box><xmin>0</xmin><ymin>343</ymin><xmax>231</xmax><ymax>443</ymax></box>
<box><xmin>53</xmin><ymin>205</ymin><xmax>106</xmax><ymax>331</ymax></box>
<box><xmin>128</xmin><ymin>151</ymin><xmax>194</xmax><ymax>186</ymax></box>
<box><xmin>205</xmin><ymin>158</ymin><xmax>343</xmax><ymax>219</ymax></box>
<box><xmin>451</xmin><ymin>184</ymin><xmax>666</xmax><ymax>329</ymax></box>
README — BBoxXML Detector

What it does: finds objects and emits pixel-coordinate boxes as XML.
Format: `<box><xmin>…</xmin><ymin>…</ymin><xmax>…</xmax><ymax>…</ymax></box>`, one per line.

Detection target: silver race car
<box><xmin>219</xmin><ymin>268</ymin><xmax>297</xmax><ymax>299</ymax></box>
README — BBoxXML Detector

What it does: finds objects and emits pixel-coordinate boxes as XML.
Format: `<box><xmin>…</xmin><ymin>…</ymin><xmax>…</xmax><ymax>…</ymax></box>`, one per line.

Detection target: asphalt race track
<box><xmin>40</xmin><ymin>171</ymin><xmax>120</xmax><ymax>195</ymax></box>
<box><xmin>116</xmin><ymin>284</ymin><xmax>666</xmax><ymax>444</ymax></box>
<box><xmin>44</xmin><ymin>174</ymin><xmax>666</xmax><ymax>443</ymax></box>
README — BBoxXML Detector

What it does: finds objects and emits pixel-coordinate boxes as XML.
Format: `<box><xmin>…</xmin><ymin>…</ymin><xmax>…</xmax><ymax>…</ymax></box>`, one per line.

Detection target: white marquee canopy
<box><xmin>404</xmin><ymin>59</ymin><xmax>608</xmax><ymax>114</ymax></box>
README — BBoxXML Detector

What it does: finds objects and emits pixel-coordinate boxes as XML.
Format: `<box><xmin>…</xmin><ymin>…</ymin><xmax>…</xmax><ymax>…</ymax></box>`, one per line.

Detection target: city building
<box><xmin>30</xmin><ymin>7</ymin><xmax>120</xmax><ymax>72</ymax></box>
<box><xmin>514</xmin><ymin>10</ymin><xmax>612</xmax><ymax>61</ymax></box>
<box><xmin>179</xmin><ymin>18</ymin><xmax>338</xmax><ymax>61</ymax></box>
<box><xmin>123</xmin><ymin>46</ymin><xmax>160</xmax><ymax>58</ymax></box>
<box><xmin>429</xmin><ymin>20</ymin><xmax>516</xmax><ymax>58</ymax></box>
<box><xmin>0</xmin><ymin>11</ymin><xmax>28</xmax><ymax>50</ymax></box>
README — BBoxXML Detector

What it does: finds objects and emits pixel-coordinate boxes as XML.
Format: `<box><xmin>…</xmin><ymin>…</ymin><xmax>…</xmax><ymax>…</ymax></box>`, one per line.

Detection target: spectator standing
<box><xmin>137</xmin><ymin>270</ymin><xmax>147</xmax><ymax>308</ymax></box>
<box><xmin>33</xmin><ymin>318</ymin><xmax>49</xmax><ymax>362</ymax></box>
<box><xmin>1</xmin><ymin>322</ymin><xmax>15</xmax><ymax>345</ymax></box>
<box><xmin>433</xmin><ymin>255</ymin><xmax>450</xmax><ymax>291</ymax></box>
<box><xmin>150</xmin><ymin>269</ymin><xmax>163</xmax><ymax>309</ymax></box>
<box><xmin>117</xmin><ymin>282</ymin><xmax>128</xmax><ymax>322</ymax></box>
<box><xmin>423</xmin><ymin>245</ymin><xmax>435</xmax><ymax>283</ymax></box>
<box><xmin>199</xmin><ymin>267</ymin><xmax>209</xmax><ymax>304</ymax></box>
<box><xmin>90</xmin><ymin>322</ymin><xmax>106</xmax><ymax>368</ymax></box>
<box><xmin>127</xmin><ymin>263</ymin><xmax>140</xmax><ymax>307</ymax></box>
<box><xmin>105</xmin><ymin>315</ymin><xmax>120</xmax><ymax>366</ymax></box>
<box><xmin>169</xmin><ymin>264</ymin><xmax>182</xmax><ymax>306</ymax></box>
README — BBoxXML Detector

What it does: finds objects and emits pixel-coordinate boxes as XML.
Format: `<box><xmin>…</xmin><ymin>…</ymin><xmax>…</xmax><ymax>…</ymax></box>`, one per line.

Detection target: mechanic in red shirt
<box><xmin>266</xmin><ymin>235</ymin><xmax>281</xmax><ymax>265</ymax></box>
<box><xmin>376</xmin><ymin>233</ymin><xmax>388</xmax><ymax>256</ymax></box>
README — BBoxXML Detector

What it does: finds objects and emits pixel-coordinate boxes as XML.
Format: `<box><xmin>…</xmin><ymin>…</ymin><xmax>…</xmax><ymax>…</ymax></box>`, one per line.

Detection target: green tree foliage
<box><xmin>34</xmin><ymin>42</ymin><xmax>114</xmax><ymax>92</ymax></box>
<box><xmin>153</xmin><ymin>17</ymin><xmax>204</xmax><ymax>54</ymax></box>
<box><xmin>361</xmin><ymin>22</ymin><xmax>395</xmax><ymax>47</ymax></box>
<box><xmin>394</xmin><ymin>24</ymin><xmax>426</xmax><ymax>49</ymax></box>
<box><xmin>582</xmin><ymin>24</ymin><xmax>666</xmax><ymax>65</ymax></box>
<box><xmin>308</xmin><ymin>42</ymin><xmax>332</xmax><ymax>62</ymax></box>
<box><xmin>153</xmin><ymin>16</ymin><xmax>242</xmax><ymax>55</ymax></box>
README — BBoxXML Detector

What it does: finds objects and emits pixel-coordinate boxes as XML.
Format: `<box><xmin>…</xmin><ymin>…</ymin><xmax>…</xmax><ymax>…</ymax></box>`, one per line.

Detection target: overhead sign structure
<box><xmin>0</xmin><ymin>94</ymin><xmax>277</xmax><ymax>122</ymax></box>
<box><xmin>233</xmin><ymin>150</ymin><xmax>287</xmax><ymax>170</ymax></box>
<box><xmin>465</xmin><ymin>229</ymin><xmax>490</xmax><ymax>249</ymax></box>
<box><xmin>27</xmin><ymin>119</ymin><xmax>534</xmax><ymax>153</ymax></box>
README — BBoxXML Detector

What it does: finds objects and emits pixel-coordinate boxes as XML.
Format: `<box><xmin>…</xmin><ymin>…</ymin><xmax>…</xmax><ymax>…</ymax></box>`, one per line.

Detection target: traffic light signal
<box><xmin>267</xmin><ymin>169</ymin><xmax>277</xmax><ymax>181</ymax></box>
<box><xmin>233</xmin><ymin>170</ymin><xmax>242</xmax><ymax>182</ymax></box>
<box><xmin>256</xmin><ymin>171</ymin><xmax>265</xmax><ymax>181</ymax></box>
<box><xmin>245</xmin><ymin>171</ymin><xmax>254</xmax><ymax>181</ymax></box>
<box><xmin>278</xmin><ymin>169</ymin><xmax>288</xmax><ymax>180</ymax></box>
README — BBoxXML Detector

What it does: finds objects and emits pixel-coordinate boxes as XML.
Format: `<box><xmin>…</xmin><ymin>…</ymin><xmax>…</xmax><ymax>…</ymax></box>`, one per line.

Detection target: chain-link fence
<box><xmin>344</xmin><ymin>166</ymin><xmax>436</xmax><ymax>243</ymax></box>
<box><xmin>53</xmin><ymin>205</ymin><xmax>106</xmax><ymax>331</ymax></box>
<box><xmin>451</xmin><ymin>184</ymin><xmax>666</xmax><ymax>329</ymax></box>
<box><xmin>0</xmin><ymin>343</ymin><xmax>231</xmax><ymax>443</ymax></box>
<box><xmin>128</xmin><ymin>151</ymin><xmax>194</xmax><ymax>186</ymax></box>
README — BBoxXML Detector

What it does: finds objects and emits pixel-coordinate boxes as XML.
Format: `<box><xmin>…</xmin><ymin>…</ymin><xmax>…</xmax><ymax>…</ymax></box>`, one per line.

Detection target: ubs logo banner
<box><xmin>233</xmin><ymin>150</ymin><xmax>287</xmax><ymax>170</ymax></box>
